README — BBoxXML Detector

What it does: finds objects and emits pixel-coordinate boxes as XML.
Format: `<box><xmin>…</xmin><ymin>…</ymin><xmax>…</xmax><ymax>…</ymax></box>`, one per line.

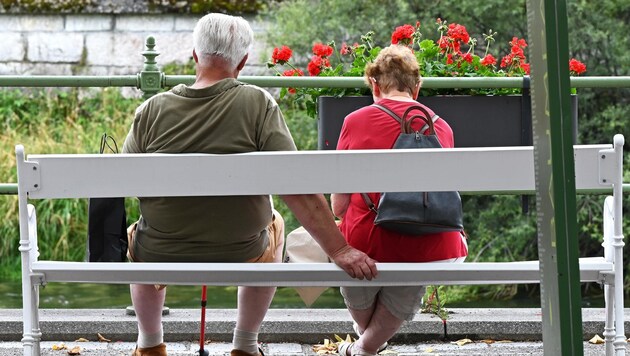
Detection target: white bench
<box><xmin>16</xmin><ymin>135</ymin><xmax>625</xmax><ymax>356</ymax></box>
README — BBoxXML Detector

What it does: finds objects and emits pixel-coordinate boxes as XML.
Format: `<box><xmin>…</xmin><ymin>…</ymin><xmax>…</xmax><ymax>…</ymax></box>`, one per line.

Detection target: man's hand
<box><xmin>330</xmin><ymin>245</ymin><xmax>378</xmax><ymax>280</ymax></box>
<box><xmin>280</xmin><ymin>194</ymin><xmax>379</xmax><ymax>280</ymax></box>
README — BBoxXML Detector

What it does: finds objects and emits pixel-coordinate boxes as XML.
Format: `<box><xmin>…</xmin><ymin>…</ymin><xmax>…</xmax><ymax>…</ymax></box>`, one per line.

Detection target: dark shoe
<box><xmin>132</xmin><ymin>343</ymin><xmax>167</xmax><ymax>356</ymax></box>
<box><xmin>230</xmin><ymin>347</ymin><xmax>265</xmax><ymax>356</ymax></box>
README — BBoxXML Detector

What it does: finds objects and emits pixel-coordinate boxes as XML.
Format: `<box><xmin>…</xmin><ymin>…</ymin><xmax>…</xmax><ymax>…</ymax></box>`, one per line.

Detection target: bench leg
<box><xmin>31</xmin><ymin>284</ymin><xmax>42</xmax><ymax>356</ymax></box>
<box><xmin>21</xmin><ymin>283</ymin><xmax>37</xmax><ymax>356</ymax></box>
<box><xmin>21</xmin><ymin>204</ymin><xmax>41</xmax><ymax>356</ymax></box>
<box><xmin>603</xmin><ymin>283</ymin><xmax>615</xmax><ymax>356</ymax></box>
<box><xmin>613</xmin><ymin>253</ymin><xmax>627</xmax><ymax>356</ymax></box>
<box><xmin>602</xmin><ymin>195</ymin><xmax>626</xmax><ymax>356</ymax></box>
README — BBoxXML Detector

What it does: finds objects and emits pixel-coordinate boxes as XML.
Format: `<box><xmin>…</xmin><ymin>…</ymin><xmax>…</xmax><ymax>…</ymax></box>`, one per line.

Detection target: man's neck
<box><xmin>190</xmin><ymin>58</ymin><xmax>239</xmax><ymax>89</ymax></box>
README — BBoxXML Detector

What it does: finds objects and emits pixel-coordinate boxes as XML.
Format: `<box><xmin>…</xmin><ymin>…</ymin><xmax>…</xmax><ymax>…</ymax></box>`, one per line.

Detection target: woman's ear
<box><xmin>370</xmin><ymin>77</ymin><xmax>382</xmax><ymax>98</ymax></box>
<box><xmin>412</xmin><ymin>82</ymin><xmax>421</xmax><ymax>100</ymax></box>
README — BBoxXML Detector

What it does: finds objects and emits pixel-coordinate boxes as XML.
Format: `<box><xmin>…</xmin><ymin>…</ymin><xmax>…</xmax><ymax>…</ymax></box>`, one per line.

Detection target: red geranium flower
<box><xmin>446</xmin><ymin>53</ymin><xmax>454</xmax><ymax>65</ymax></box>
<box><xmin>569</xmin><ymin>58</ymin><xmax>587</xmax><ymax>75</ymax></box>
<box><xmin>283</xmin><ymin>69</ymin><xmax>304</xmax><ymax>77</ymax></box>
<box><xmin>271</xmin><ymin>45</ymin><xmax>292</xmax><ymax>65</ymax></box>
<box><xmin>307</xmin><ymin>55</ymin><xmax>330</xmax><ymax>76</ymax></box>
<box><xmin>481</xmin><ymin>54</ymin><xmax>497</xmax><ymax>66</ymax></box>
<box><xmin>511</xmin><ymin>37</ymin><xmax>528</xmax><ymax>48</ymax></box>
<box><xmin>447</xmin><ymin>23</ymin><xmax>470</xmax><ymax>44</ymax></box>
<box><xmin>462</xmin><ymin>53</ymin><xmax>473</xmax><ymax>64</ymax></box>
<box><xmin>312</xmin><ymin>43</ymin><xmax>333</xmax><ymax>57</ymax></box>
<box><xmin>520</xmin><ymin>63</ymin><xmax>530</xmax><ymax>75</ymax></box>
<box><xmin>501</xmin><ymin>37</ymin><xmax>528</xmax><ymax>74</ymax></box>
<box><xmin>391</xmin><ymin>24</ymin><xmax>415</xmax><ymax>45</ymax></box>
<box><xmin>438</xmin><ymin>36</ymin><xmax>462</xmax><ymax>54</ymax></box>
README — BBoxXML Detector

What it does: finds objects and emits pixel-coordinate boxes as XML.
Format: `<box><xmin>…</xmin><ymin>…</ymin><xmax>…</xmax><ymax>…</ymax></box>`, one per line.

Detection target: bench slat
<box><xmin>24</xmin><ymin>145</ymin><xmax>609</xmax><ymax>199</ymax></box>
<box><xmin>31</xmin><ymin>259</ymin><xmax>610</xmax><ymax>286</ymax></box>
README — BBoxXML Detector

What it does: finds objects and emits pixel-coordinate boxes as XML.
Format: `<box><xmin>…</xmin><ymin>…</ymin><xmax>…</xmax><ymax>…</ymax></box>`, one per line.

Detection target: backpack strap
<box><xmin>372</xmin><ymin>103</ymin><xmax>402</xmax><ymax>122</ymax></box>
<box><xmin>419</xmin><ymin>114</ymin><xmax>440</xmax><ymax>134</ymax></box>
<box><xmin>373</xmin><ymin>103</ymin><xmax>437</xmax><ymax>134</ymax></box>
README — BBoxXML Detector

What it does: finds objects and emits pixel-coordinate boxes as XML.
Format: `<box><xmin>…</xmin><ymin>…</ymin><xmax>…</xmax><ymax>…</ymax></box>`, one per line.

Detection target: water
<box><xmin>0</xmin><ymin>281</ymin><xmax>346</xmax><ymax>309</ymax></box>
<box><xmin>0</xmin><ymin>280</ymin><xmax>608</xmax><ymax>309</ymax></box>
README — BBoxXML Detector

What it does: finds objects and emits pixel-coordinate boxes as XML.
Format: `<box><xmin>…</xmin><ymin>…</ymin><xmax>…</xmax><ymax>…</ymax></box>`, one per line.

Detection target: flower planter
<box><xmin>317</xmin><ymin>95</ymin><xmax>578</xmax><ymax>150</ymax></box>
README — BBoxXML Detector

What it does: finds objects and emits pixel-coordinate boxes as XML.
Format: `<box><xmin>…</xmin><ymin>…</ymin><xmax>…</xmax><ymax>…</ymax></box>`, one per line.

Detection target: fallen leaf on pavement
<box><xmin>67</xmin><ymin>345</ymin><xmax>81</xmax><ymax>355</ymax></box>
<box><xmin>589</xmin><ymin>334</ymin><xmax>605</xmax><ymax>344</ymax></box>
<box><xmin>423</xmin><ymin>347</ymin><xmax>434</xmax><ymax>353</ymax></box>
<box><xmin>496</xmin><ymin>340</ymin><xmax>513</xmax><ymax>343</ymax></box>
<box><xmin>97</xmin><ymin>333</ymin><xmax>111</xmax><ymax>342</ymax></box>
<box><xmin>312</xmin><ymin>338</ymin><xmax>337</xmax><ymax>354</ymax></box>
<box><xmin>52</xmin><ymin>343</ymin><xmax>66</xmax><ymax>350</ymax></box>
<box><xmin>333</xmin><ymin>334</ymin><xmax>353</xmax><ymax>343</ymax></box>
<box><xmin>480</xmin><ymin>339</ymin><xmax>495</xmax><ymax>344</ymax></box>
<box><xmin>74</xmin><ymin>338</ymin><xmax>89</xmax><ymax>342</ymax></box>
<box><xmin>452</xmin><ymin>338</ymin><xmax>473</xmax><ymax>346</ymax></box>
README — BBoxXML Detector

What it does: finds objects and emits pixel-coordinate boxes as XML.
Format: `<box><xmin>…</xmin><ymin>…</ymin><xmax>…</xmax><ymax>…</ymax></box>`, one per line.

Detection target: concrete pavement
<box><xmin>0</xmin><ymin>339</ymin><xmax>624</xmax><ymax>355</ymax></box>
<box><xmin>0</xmin><ymin>308</ymin><xmax>629</xmax><ymax>355</ymax></box>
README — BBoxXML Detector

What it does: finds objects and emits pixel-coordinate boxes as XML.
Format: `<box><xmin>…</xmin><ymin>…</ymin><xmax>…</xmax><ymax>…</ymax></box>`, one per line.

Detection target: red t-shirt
<box><xmin>336</xmin><ymin>98</ymin><xmax>468</xmax><ymax>262</ymax></box>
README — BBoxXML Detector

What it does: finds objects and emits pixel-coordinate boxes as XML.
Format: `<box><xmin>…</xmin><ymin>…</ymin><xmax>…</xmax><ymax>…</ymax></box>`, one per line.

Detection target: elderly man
<box><xmin>123</xmin><ymin>13</ymin><xmax>378</xmax><ymax>356</ymax></box>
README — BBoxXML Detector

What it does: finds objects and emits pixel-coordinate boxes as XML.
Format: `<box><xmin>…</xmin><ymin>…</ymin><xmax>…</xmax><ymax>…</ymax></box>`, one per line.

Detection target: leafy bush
<box><xmin>0</xmin><ymin>88</ymin><xmax>141</xmax><ymax>278</ymax></box>
<box><xmin>147</xmin><ymin>0</ymin><xmax>267</xmax><ymax>14</ymax></box>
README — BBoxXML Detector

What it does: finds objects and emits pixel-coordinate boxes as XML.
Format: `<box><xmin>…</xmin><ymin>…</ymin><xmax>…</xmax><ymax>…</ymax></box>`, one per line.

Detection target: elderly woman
<box><xmin>331</xmin><ymin>45</ymin><xmax>469</xmax><ymax>356</ymax></box>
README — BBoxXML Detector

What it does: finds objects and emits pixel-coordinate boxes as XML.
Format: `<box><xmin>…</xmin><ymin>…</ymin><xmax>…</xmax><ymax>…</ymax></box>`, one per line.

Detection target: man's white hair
<box><xmin>192</xmin><ymin>13</ymin><xmax>254</xmax><ymax>68</ymax></box>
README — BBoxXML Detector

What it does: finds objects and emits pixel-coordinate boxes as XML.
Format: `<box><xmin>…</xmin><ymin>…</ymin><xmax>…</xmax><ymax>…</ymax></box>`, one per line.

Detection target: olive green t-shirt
<box><xmin>122</xmin><ymin>79</ymin><xmax>296</xmax><ymax>262</ymax></box>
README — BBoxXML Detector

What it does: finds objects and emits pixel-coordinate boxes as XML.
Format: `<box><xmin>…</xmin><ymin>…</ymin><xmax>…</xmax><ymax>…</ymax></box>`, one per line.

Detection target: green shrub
<box><xmin>0</xmin><ymin>88</ymin><xmax>141</xmax><ymax>278</ymax></box>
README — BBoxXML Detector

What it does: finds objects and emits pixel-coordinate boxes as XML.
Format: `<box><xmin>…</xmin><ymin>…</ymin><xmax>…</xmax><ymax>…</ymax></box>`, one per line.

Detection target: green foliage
<box><xmin>0</xmin><ymin>88</ymin><xmax>141</xmax><ymax>278</ymax></box>
<box><xmin>147</xmin><ymin>0</ymin><xmax>267</xmax><ymax>14</ymax></box>
<box><xmin>262</xmin><ymin>0</ymin><xmax>532</xmax><ymax>64</ymax></box>
<box><xmin>422</xmin><ymin>285</ymin><xmax>450</xmax><ymax>321</ymax></box>
<box><xmin>0</xmin><ymin>0</ymin><xmax>95</xmax><ymax>12</ymax></box>
<box><xmin>162</xmin><ymin>58</ymin><xmax>196</xmax><ymax>75</ymax></box>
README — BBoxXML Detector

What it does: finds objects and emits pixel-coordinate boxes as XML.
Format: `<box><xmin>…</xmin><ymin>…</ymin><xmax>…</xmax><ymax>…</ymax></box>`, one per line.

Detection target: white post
<box><xmin>16</xmin><ymin>145</ymin><xmax>35</xmax><ymax>356</ymax></box>
<box><xmin>611</xmin><ymin>135</ymin><xmax>626</xmax><ymax>356</ymax></box>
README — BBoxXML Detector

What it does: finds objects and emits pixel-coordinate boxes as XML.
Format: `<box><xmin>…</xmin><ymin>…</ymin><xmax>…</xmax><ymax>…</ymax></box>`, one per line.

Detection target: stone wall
<box><xmin>0</xmin><ymin>13</ymin><xmax>271</xmax><ymax>78</ymax></box>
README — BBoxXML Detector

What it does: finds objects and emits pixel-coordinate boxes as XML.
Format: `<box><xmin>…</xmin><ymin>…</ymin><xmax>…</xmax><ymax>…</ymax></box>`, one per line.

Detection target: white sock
<box><xmin>137</xmin><ymin>326</ymin><xmax>163</xmax><ymax>349</ymax></box>
<box><xmin>232</xmin><ymin>328</ymin><xmax>259</xmax><ymax>355</ymax></box>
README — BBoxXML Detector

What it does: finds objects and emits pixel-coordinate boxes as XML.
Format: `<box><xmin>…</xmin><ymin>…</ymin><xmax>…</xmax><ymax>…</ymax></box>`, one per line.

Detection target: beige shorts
<box><xmin>127</xmin><ymin>210</ymin><xmax>285</xmax><ymax>290</ymax></box>
<box><xmin>341</xmin><ymin>234</ymin><xmax>467</xmax><ymax>321</ymax></box>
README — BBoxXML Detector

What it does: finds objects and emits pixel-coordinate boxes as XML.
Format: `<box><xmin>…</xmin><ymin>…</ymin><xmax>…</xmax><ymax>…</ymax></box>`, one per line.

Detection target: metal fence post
<box><xmin>138</xmin><ymin>36</ymin><xmax>164</xmax><ymax>99</ymax></box>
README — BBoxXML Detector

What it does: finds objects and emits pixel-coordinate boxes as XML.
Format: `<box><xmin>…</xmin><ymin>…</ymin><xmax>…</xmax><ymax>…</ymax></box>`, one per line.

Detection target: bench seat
<box><xmin>31</xmin><ymin>258</ymin><xmax>612</xmax><ymax>287</ymax></box>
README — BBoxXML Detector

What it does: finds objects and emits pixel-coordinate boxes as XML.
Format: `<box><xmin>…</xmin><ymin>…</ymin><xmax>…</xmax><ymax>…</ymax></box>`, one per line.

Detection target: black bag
<box><xmin>86</xmin><ymin>134</ymin><xmax>128</xmax><ymax>262</ymax></box>
<box><xmin>361</xmin><ymin>104</ymin><xmax>464</xmax><ymax>236</ymax></box>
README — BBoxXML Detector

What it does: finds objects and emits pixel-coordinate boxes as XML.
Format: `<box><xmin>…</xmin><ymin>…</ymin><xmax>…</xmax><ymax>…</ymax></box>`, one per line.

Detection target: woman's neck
<box><xmin>378</xmin><ymin>90</ymin><xmax>416</xmax><ymax>102</ymax></box>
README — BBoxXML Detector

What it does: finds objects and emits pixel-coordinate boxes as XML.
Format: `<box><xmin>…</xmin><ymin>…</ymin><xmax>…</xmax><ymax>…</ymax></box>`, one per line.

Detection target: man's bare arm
<box><xmin>281</xmin><ymin>194</ymin><xmax>378</xmax><ymax>280</ymax></box>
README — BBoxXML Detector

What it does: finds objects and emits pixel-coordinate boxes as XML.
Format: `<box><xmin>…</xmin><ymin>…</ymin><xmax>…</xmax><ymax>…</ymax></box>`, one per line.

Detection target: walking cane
<box><xmin>198</xmin><ymin>285</ymin><xmax>209</xmax><ymax>356</ymax></box>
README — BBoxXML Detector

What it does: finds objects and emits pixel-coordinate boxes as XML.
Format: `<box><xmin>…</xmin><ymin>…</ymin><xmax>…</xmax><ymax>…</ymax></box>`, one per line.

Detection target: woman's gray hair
<box><xmin>193</xmin><ymin>13</ymin><xmax>254</xmax><ymax>68</ymax></box>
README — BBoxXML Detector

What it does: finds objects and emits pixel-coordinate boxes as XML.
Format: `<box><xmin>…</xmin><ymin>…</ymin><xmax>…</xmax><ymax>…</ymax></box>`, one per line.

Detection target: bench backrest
<box><xmin>16</xmin><ymin>144</ymin><xmax>614</xmax><ymax>200</ymax></box>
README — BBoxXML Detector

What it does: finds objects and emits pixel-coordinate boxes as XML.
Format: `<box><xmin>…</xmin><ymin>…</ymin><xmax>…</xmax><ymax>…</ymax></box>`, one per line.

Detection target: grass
<box><xmin>0</xmin><ymin>88</ymin><xmax>142</xmax><ymax>278</ymax></box>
